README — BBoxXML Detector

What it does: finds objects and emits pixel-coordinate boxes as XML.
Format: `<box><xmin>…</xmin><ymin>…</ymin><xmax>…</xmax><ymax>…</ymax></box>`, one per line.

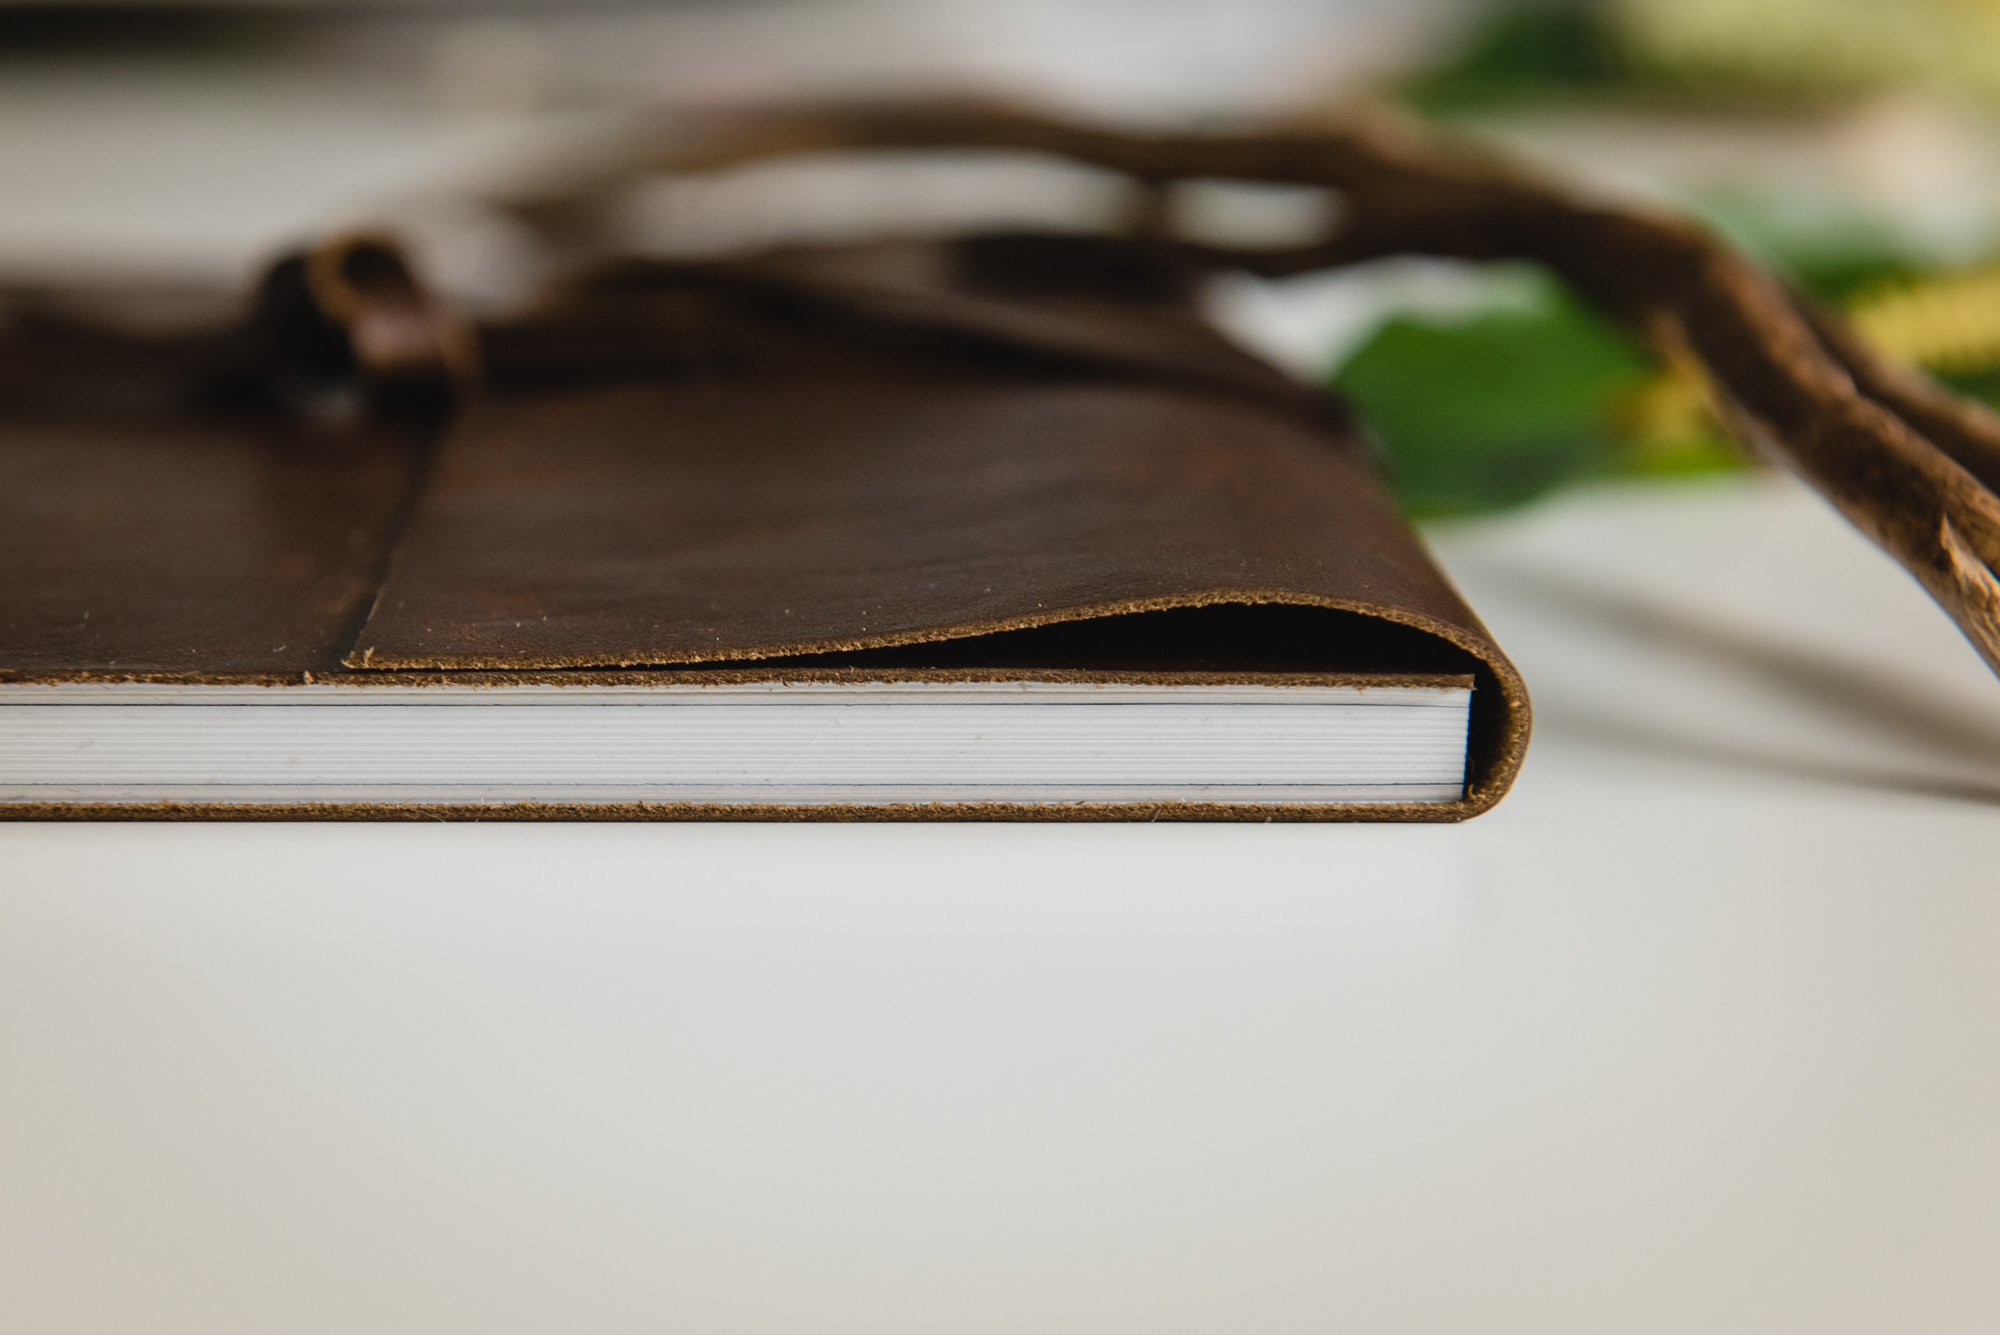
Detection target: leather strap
<box><xmin>489</xmin><ymin>97</ymin><xmax>2000</xmax><ymax>681</ymax></box>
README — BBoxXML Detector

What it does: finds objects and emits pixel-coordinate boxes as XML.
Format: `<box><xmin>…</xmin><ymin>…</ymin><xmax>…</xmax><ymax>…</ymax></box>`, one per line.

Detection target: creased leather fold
<box><xmin>326</xmin><ymin>227</ymin><xmax>1530</xmax><ymax>817</ymax></box>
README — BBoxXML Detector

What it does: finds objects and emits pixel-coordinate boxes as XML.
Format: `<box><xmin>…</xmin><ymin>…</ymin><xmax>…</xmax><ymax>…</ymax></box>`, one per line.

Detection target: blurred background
<box><xmin>12</xmin><ymin>0</ymin><xmax>2000</xmax><ymax>514</ymax></box>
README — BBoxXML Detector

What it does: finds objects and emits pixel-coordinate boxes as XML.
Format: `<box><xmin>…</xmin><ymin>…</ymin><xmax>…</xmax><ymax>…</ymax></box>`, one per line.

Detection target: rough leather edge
<box><xmin>0</xmin><ymin>799</ymin><xmax>1482</xmax><ymax>824</ymax></box>
<box><xmin>0</xmin><ymin>667</ymin><xmax>1477</xmax><ymax>690</ymax></box>
<box><xmin>344</xmin><ymin>589</ymin><xmax>1481</xmax><ymax>671</ymax></box>
<box><xmin>335</xmin><ymin>589</ymin><xmax>1532</xmax><ymax>815</ymax></box>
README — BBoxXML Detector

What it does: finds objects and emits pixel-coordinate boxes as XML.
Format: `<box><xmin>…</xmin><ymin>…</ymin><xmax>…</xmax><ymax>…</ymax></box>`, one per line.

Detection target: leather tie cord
<box><xmin>488</xmin><ymin>98</ymin><xmax>2000</xmax><ymax>682</ymax></box>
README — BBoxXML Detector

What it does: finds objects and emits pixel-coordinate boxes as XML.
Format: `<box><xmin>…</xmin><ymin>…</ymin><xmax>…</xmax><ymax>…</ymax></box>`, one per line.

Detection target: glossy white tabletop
<box><xmin>9</xmin><ymin>477</ymin><xmax>1996</xmax><ymax>1335</ymax></box>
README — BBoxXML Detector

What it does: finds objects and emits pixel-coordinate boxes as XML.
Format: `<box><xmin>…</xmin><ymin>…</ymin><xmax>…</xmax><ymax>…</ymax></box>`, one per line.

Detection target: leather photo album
<box><xmin>1</xmin><ymin>121</ymin><xmax>1536</xmax><ymax>822</ymax></box>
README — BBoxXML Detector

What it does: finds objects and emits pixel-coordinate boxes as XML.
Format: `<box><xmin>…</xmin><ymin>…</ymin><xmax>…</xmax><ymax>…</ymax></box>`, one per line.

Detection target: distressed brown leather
<box><xmin>1</xmin><ymin>227</ymin><xmax>1529</xmax><ymax>820</ymax></box>
<box><xmin>345</xmin><ymin>234</ymin><xmax>1528</xmax><ymax>814</ymax></box>
<box><xmin>0</xmin><ymin>415</ymin><xmax>418</xmax><ymax>678</ymax></box>
<box><xmin>349</xmin><ymin>375</ymin><xmax>1461</xmax><ymax>672</ymax></box>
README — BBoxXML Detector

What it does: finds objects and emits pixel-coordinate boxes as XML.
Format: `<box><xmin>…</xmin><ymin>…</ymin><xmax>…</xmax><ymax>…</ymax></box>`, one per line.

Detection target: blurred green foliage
<box><xmin>1403</xmin><ymin>3</ymin><xmax>1632</xmax><ymax>113</ymax></box>
<box><xmin>1398</xmin><ymin>0</ymin><xmax>2000</xmax><ymax>112</ymax></box>
<box><xmin>1351</xmin><ymin>0</ymin><xmax>2000</xmax><ymax>518</ymax></box>
<box><xmin>1332</xmin><ymin>268</ymin><xmax>1737</xmax><ymax>519</ymax></box>
<box><xmin>1329</xmin><ymin>240</ymin><xmax>2000</xmax><ymax>519</ymax></box>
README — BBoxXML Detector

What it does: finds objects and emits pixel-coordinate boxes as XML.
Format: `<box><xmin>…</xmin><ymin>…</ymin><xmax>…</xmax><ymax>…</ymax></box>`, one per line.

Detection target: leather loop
<box><xmin>303</xmin><ymin>234</ymin><xmax>481</xmax><ymax>386</ymax></box>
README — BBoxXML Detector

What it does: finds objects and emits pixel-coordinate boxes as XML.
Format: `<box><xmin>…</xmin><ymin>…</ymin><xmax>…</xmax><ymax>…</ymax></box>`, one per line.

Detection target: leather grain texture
<box><xmin>3</xmin><ymin>231</ymin><xmax>1530</xmax><ymax>819</ymax></box>
<box><xmin>0</xmin><ymin>417</ymin><xmax>417</xmax><ymax>678</ymax></box>
<box><xmin>350</xmin><ymin>374</ymin><xmax>1480</xmax><ymax>670</ymax></box>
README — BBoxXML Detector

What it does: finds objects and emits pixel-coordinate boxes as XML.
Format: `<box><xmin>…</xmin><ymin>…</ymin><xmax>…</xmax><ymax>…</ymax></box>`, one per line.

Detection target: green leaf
<box><xmin>1333</xmin><ymin>275</ymin><xmax>1654</xmax><ymax>517</ymax></box>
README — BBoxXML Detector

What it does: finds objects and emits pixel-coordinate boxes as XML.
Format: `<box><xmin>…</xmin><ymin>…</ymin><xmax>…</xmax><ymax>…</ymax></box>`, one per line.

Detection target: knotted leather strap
<box><xmin>487</xmin><ymin>98</ymin><xmax>2000</xmax><ymax>681</ymax></box>
<box><xmin>303</xmin><ymin>235</ymin><xmax>481</xmax><ymax>386</ymax></box>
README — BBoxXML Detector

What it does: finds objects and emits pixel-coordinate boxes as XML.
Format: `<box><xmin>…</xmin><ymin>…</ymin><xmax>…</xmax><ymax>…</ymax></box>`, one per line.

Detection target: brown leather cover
<box><xmin>353</xmin><ymin>377</ymin><xmax>1481</xmax><ymax>672</ymax></box>
<box><xmin>0</xmin><ymin>416</ymin><xmax>417</xmax><ymax>679</ymax></box>
<box><xmin>1</xmin><ymin>234</ymin><xmax>1529</xmax><ymax>821</ymax></box>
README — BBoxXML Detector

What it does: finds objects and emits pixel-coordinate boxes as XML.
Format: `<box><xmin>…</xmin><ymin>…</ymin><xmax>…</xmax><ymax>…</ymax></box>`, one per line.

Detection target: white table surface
<box><xmin>11</xmin><ymin>474</ymin><xmax>1998</xmax><ymax>1335</ymax></box>
<box><xmin>5</xmin><ymin>9</ymin><xmax>1999</xmax><ymax>1331</ymax></box>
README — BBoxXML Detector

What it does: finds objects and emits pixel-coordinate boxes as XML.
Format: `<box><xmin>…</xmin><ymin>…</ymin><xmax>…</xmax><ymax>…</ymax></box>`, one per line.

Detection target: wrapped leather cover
<box><xmin>2</xmin><ymin>235</ymin><xmax>1529</xmax><ymax>821</ymax></box>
